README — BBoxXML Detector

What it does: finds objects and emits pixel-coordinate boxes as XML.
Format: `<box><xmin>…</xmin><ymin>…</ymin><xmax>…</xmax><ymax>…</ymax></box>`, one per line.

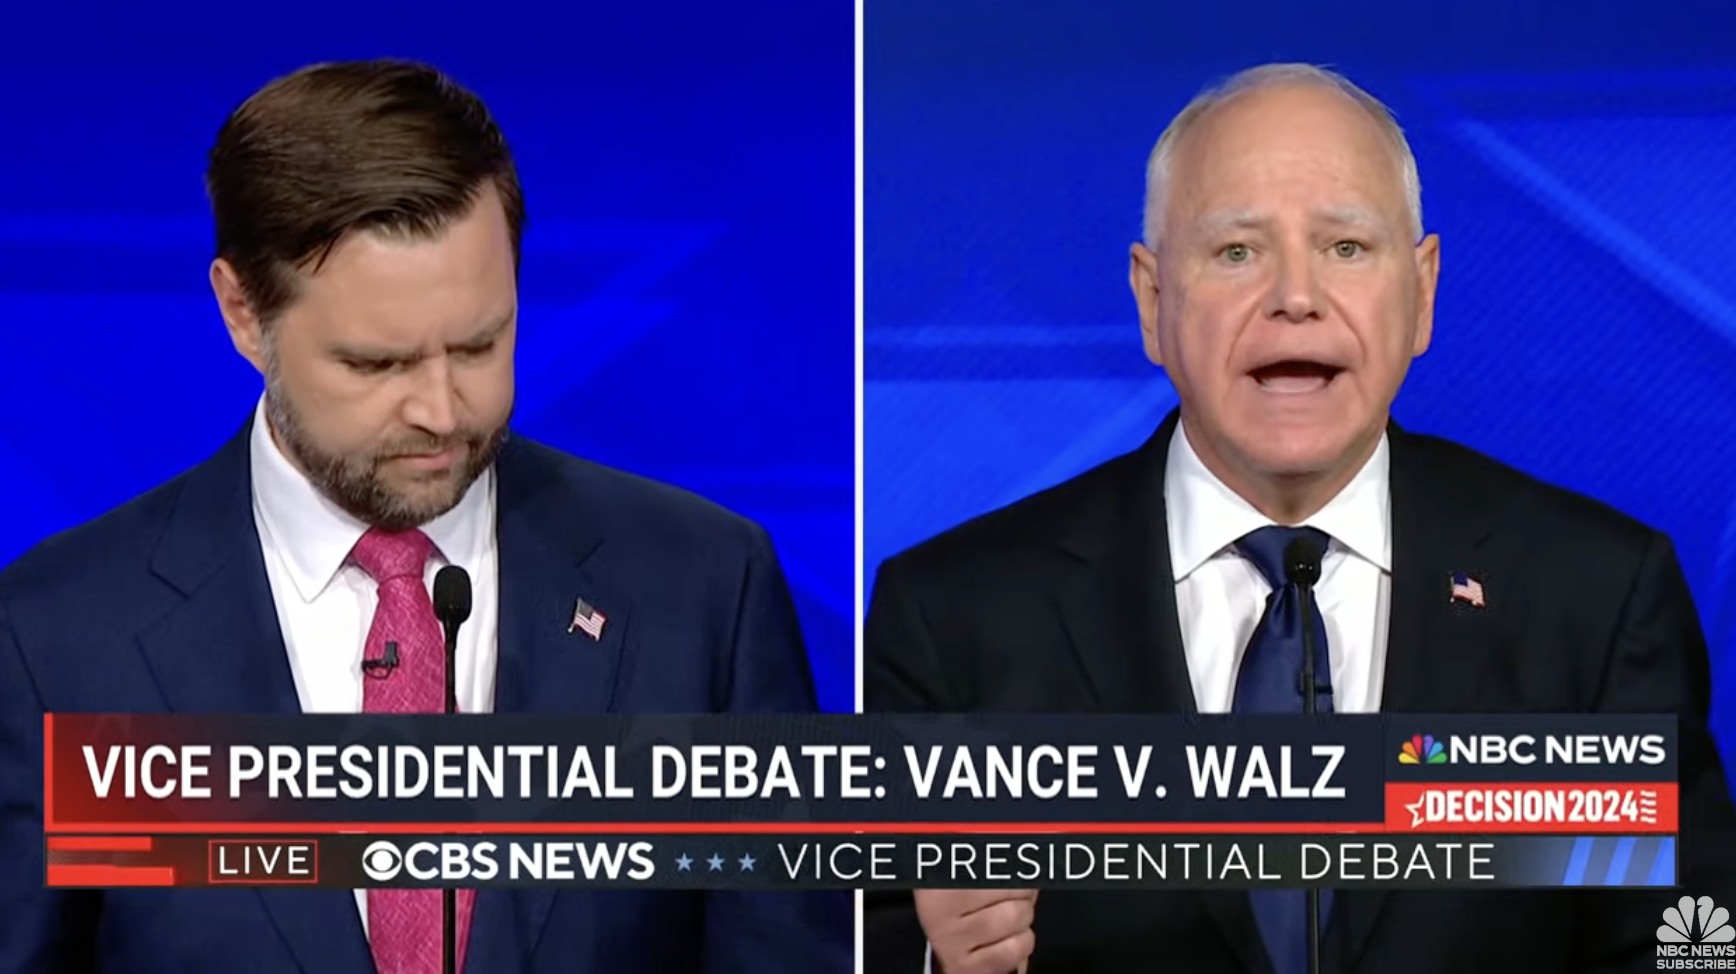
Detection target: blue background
<box><xmin>865</xmin><ymin>0</ymin><xmax>1736</xmax><ymax>767</ymax></box>
<box><xmin>0</xmin><ymin>1</ymin><xmax>854</xmax><ymax>711</ymax></box>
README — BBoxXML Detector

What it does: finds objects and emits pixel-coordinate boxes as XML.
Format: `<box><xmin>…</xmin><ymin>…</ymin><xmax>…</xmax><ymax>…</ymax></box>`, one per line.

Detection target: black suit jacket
<box><xmin>863</xmin><ymin>411</ymin><xmax>1736</xmax><ymax>974</ymax></box>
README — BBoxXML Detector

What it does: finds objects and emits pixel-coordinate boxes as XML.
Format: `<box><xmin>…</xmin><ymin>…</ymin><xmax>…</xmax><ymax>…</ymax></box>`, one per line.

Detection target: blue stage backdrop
<box><xmin>865</xmin><ymin>0</ymin><xmax>1736</xmax><ymax>764</ymax></box>
<box><xmin>0</xmin><ymin>1</ymin><xmax>853</xmax><ymax>711</ymax></box>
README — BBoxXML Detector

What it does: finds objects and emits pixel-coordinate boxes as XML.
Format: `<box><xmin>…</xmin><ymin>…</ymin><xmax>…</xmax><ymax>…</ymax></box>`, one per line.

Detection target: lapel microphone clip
<box><xmin>361</xmin><ymin>641</ymin><xmax>400</xmax><ymax>678</ymax></box>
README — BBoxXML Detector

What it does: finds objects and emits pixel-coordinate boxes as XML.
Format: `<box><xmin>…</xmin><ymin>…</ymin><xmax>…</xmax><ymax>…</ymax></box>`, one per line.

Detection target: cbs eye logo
<box><xmin>361</xmin><ymin>841</ymin><xmax>404</xmax><ymax>881</ymax></box>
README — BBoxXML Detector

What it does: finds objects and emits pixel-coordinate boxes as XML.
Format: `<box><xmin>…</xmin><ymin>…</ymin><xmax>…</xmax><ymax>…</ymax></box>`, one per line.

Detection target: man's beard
<box><xmin>264</xmin><ymin>382</ymin><xmax>507</xmax><ymax>532</ymax></box>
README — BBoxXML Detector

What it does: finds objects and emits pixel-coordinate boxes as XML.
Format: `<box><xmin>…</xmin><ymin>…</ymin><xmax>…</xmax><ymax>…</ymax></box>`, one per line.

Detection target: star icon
<box><xmin>1404</xmin><ymin>796</ymin><xmax>1426</xmax><ymax>828</ymax></box>
<box><xmin>707</xmin><ymin>854</ymin><xmax>725</xmax><ymax>872</ymax></box>
<box><xmin>738</xmin><ymin>853</ymin><xmax>756</xmax><ymax>872</ymax></box>
<box><xmin>675</xmin><ymin>854</ymin><xmax>693</xmax><ymax>872</ymax></box>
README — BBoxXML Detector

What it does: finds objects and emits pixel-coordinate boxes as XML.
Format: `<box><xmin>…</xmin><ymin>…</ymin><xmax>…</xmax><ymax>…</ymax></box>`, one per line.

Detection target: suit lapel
<box><xmin>139</xmin><ymin>421</ymin><xmax>301</xmax><ymax>716</ymax></box>
<box><xmin>1332</xmin><ymin>422</ymin><xmax>1498</xmax><ymax>970</ymax></box>
<box><xmin>1052</xmin><ymin>411</ymin><xmax>1195</xmax><ymax>715</ymax></box>
<box><xmin>467</xmin><ymin>438</ymin><xmax>630</xmax><ymax>970</ymax></box>
<box><xmin>1051</xmin><ymin>412</ymin><xmax>1272</xmax><ymax>974</ymax></box>
<box><xmin>491</xmin><ymin>439</ymin><xmax>628</xmax><ymax>718</ymax></box>
<box><xmin>1376</xmin><ymin>424</ymin><xmax>1496</xmax><ymax>717</ymax></box>
<box><xmin>137</xmin><ymin>419</ymin><xmax>376</xmax><ymax>974</ymax></box>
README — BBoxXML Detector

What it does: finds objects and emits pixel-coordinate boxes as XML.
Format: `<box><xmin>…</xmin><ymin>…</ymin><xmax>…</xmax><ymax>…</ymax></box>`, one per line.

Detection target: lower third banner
<box><xmin>46</xmin><ymin>832</ymin><xmax>1676</xmax><ymax>890</ymax></box>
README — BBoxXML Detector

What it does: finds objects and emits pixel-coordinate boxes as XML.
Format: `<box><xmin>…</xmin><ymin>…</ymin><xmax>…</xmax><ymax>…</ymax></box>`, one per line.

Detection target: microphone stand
<box><xmin>1296</xmin><ymin>581</ymin><xmax>1324</xmax><ymax>974</ymax></box>
<box><xmin>443</xmin><ymin>632</ymin><xmax>457</xmax><ymax>974</ymax></box>
<box><xmin>434</xmin><ymin>566</ymin><xmax>471</xmax><ymax>974</ymax></box>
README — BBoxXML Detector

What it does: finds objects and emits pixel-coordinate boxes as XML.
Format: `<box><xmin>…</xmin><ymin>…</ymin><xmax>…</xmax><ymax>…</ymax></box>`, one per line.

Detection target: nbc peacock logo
<box><xmin>1660</xmin><ymin>896</ymin><xmax>1733</xmax><ymax>944</ymax></box>
<box><xmin>1397</xmin><ymin>734</ymin><xmax>1446</xmax><ymax>765</ymax></box>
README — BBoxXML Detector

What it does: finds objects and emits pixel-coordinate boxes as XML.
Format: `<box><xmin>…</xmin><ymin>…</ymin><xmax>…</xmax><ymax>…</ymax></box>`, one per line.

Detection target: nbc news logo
<box><xmin>1657</xmin><ymin>896</ymin><xmax>1735</xmax><ymax>969</ymax></box>
<box><xmin>1397</xmin><ymin>734</ymin><xmax>1446</xmax><ymax>765</ymax></box>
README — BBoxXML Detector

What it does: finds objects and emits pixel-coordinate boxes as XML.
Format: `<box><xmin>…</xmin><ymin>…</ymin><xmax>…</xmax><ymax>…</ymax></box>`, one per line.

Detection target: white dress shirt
<box><xmin>248</xmin><ymin>397</ymin><xmax>501</xmax><ymax>930</ymax></box>
<box><xmin>1164</xmin><ymin>419</ymin><xmax>1391</xmax><ymax>715</ymax></box>
<box><xmin>923</xmin><ymin>423</ymin><xmax>1392</xmax><ymax>973</ymax></box>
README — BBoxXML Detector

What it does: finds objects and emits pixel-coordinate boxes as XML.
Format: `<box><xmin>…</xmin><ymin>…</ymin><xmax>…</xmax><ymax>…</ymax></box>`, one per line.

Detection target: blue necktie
<box><xmin>1232</xmin><ymin>526</ymin><xmax>1333</xmax><ymax>974</ymax></box>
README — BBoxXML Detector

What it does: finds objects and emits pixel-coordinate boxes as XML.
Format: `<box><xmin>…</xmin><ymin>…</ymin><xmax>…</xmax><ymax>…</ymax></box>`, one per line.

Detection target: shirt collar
<box><xmin>248</xmin><ymin>396</ymin><xmax>496</xmax><ymax>603</ymax></box>
<box><xmin>1163</xmin><ymin>417</ymin><xmax>1392</xmax><ymax>581</ymax></box>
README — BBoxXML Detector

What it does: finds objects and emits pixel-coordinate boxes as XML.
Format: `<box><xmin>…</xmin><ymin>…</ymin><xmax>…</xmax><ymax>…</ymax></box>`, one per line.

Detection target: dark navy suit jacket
<box><xmin>863</xmin><ymin>411</ymin><xmax>1736</xmax><ymax>973</ymax></box>
<box><xmin>0</xmin><ymin>420</ymin><xmax>852</xmax><ymax>973</ymax></box>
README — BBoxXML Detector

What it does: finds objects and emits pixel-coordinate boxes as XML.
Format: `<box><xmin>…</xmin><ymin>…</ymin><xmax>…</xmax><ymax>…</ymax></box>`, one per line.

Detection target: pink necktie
<box><xmin>352</xmin><ymin>527</ymin><xmax>475</xmax><ymax>974</ymax></box>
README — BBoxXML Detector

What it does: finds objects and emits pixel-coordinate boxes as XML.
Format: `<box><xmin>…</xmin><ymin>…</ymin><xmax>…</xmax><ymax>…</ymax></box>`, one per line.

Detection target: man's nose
<box><xmin>1263</xmin><ymin>247</ymin><xmax>1324</xmax><ymax>323</ymax></box>
<box><xmin>402</xmin><ymin>356</ymin><xmax>460</xmax><ymax>436</ymax></box>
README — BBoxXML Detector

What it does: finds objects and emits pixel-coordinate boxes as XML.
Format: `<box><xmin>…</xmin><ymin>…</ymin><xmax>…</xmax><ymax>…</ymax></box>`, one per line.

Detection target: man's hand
<box><xmin>915</xmin><ymin>889</ymin><xmax>1038</xmax><ymax>974</ymax></box>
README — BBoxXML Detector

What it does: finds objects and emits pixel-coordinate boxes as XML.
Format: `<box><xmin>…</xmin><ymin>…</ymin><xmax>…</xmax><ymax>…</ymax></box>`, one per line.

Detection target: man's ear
<box><xmin>1130</xmin><ymin>242</ymin><xmax>1164</xmax><ymax>367</ymax></box>
<box><xmin>1410</xmin><ymin>233</ymin><xmax>1440</xmax><ymax>357</ymax></box>
<box><xmin>211</xmin><ymin>259</ymin><xmax>267</xmax><ymax>374</ymax></box>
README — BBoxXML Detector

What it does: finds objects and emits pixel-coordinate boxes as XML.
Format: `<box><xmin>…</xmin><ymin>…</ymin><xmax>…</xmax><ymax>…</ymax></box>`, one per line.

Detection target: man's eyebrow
<box><xmin>327</xmin><ymin>340</ymin><xmax>423</xmax><ymax>366</ymax></box>
<box><xmin>1194</xmin><ymin>210</ymin><xmax>1271</xmax><ymax>235</ymax></box>
<box><xmin>451</xmin><ymin>310</ymin><xmax>515</xmax><ymax>350</ymax></box>
<box><xmin>325</xmin><ymin>311</ymin><xmax>515</xmax><ymax>364</ymax></box>
<box><xmin>1312</xmin><ymin>205</ymin><xmax>1384</xmax><ymax>229</ymax></box>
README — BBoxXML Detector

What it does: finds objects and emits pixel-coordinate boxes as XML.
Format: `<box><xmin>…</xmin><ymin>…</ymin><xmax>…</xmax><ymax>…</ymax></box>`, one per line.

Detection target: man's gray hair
<box><xmin>1141</xmin><ymin>63</ymin><xmax>1423</xmax><ymax>248</ymax></box>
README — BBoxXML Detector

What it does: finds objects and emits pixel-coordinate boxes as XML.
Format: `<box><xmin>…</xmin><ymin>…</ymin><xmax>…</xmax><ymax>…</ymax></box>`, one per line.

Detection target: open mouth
<box><xmin>1249</xmin><ymin>360</ymin><xmax>1343</xmax><ymax>394</ymax></box>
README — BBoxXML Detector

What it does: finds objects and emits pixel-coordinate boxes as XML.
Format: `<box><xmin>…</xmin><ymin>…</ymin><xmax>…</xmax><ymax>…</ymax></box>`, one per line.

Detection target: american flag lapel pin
<box><xmin>1450</xmin><ymin>572</ymin><xmax>1485</xmax><ymax>607</ymax></box>
<box><xmin>569</xmin><ymin>596</ymin><xmax>607</xmax><ymax>640</ymax></box>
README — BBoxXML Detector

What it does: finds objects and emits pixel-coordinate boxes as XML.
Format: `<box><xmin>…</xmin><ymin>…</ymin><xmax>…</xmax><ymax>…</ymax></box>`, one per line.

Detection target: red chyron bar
<box><xmin>41</xmin><ymin>712</ymin><xmax>1679</xmax><ymax>890</ymax></box>
<box><xmin>1385</xmin><ymin>782</ymin><xmax>1676</xmax><ymax>833</ymax></box>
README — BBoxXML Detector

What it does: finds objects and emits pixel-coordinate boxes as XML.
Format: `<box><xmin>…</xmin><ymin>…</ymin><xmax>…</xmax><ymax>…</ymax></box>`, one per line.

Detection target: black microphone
<box><xmin>433</xmin><ymin>566</ymin><xmax>471</xmax><ymax>716</ymax></box>
<box><xmin>431</xmin><ymin>565</ymin><xmax>471</xmax><ymax>974</ymax></box>
<box><xmin>1283</xmin><ymin>537</ymin><xmax>1327</xmax><ymax>974</ymax></box>
<box><xmin>1283</xmin><ymin>537</ymin><xmax>1328</xmax><ymax>709</ymax></box>
<box><xmin>361</xmin><ymin>641</ymin><xmax>399</xmax><ymax>677</ymax></box>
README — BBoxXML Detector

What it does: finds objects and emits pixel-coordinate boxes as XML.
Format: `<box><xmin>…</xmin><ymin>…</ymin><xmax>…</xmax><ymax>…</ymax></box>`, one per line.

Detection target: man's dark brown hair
<box><xmin>206</xmin><ymin>58</ymin><xmax>525</xmax><ymax>325</ymax></box>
